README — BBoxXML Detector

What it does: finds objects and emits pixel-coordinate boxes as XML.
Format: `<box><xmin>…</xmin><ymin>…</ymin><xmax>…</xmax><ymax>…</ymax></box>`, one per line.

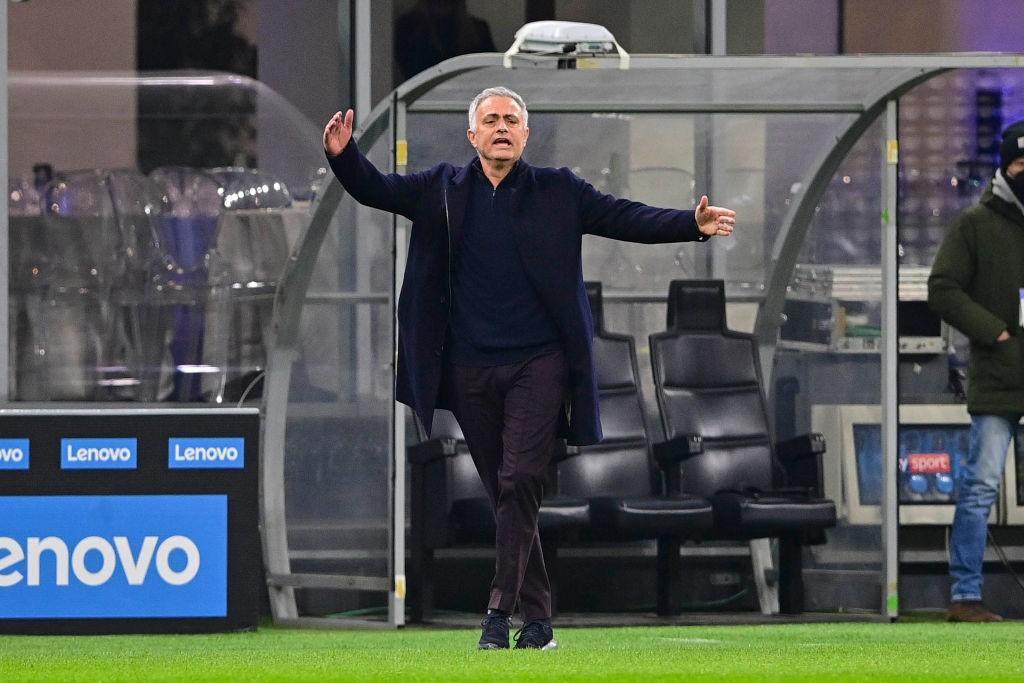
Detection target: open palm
<box><xmin>695</xmin><ymin>195</ymin><xmax>736</xmax><ymax>237</ymax></box>
<box><xmin>323</xmin><ymin>109</ymin><xmax>354</xmax><ymax>156</ymax></box>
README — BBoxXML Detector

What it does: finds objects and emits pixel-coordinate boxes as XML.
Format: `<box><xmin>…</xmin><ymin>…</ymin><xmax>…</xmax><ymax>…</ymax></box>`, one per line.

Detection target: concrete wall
<box><xmin>8</xmin><ymin>0</ymin><xmax>137</xmax><ymax>177</ymax></box>
<box><xmin>726</xmin><ymin>0</ymin><xmax>764</xmax><ymax>55</ymax></box>
<box><xmin>9</xmin><ymin>0</ymin><xmax>136</xmax><ymax>71</ymax></box>
<box><xmin>257</xmin><ymin>0</ymin><xmax>347</xmax><ymax>129</ymax></box>
<box><xmin>844</xmin><ymin>0</ymin><xmax>1024</xmax><ymax>53</ymax></box>
<box><xmin>764</xmin><ymin>0</ymin><xmax>839</xmax><ymax>54</ymax></box>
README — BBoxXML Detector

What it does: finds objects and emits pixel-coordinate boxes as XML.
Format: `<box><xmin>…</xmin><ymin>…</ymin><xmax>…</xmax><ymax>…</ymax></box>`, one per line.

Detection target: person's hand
<box><xmin>324</xmin><ymin>109</ymin><xmax>354</xmax><ymax>156</ymax></box>
<box><xmin>997</xmin><ymin>329</ymin><xmax>1011</xmax><ymax>342</ymax></box>
<box><xmin>695</xmin><ymin>195</ymin><xmax>736</xmax><ymax>238</ymax></box>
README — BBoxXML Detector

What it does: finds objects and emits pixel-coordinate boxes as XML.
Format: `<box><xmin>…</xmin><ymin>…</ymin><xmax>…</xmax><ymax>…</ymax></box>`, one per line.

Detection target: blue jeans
<box><xmin>949</xmin><ymin>413</ymin><xmax>1019</xmax><ymax>602</ymax></box>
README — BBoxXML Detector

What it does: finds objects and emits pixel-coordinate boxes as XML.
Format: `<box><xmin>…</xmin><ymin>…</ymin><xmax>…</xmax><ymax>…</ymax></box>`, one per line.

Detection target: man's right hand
<box><xmin>324</xmin><ymin>109</ymin><xmax>354</xmax><ymax>156</ymax></box>
<box><xmin>997</xmin><ymin>329</ymin><xmax>1011</xmax><ymax>342</ymax></box>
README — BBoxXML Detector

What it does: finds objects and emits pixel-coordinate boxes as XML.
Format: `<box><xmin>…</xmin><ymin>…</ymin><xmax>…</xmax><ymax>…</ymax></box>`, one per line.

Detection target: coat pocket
<box><xmin>974</xmin><ymin>336</ymin><xmax>1023</xmax><ymax>390</ymax></box>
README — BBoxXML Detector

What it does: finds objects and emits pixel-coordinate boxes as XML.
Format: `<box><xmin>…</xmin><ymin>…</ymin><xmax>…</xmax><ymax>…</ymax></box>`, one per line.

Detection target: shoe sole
<box><xmin>515</xmin><ymin>639</ymin><xmax>558</xmax><ymax>651</ymax></box>
<box><xmin>477</xmin><ymin>643</ymin><xmax>508</xmax><ymax>650</ymax></box>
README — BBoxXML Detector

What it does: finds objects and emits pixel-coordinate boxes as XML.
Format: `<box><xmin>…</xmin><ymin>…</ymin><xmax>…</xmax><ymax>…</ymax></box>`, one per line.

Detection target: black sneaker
<box><xmin>513</xmin><ymin>620</ymin><xmax>558</xmax><ymax>650</ymax></box>
<box><xmin>477</xmin><ymin>613</ymin><xmax>512</xmax><ymax>650</ymax></box>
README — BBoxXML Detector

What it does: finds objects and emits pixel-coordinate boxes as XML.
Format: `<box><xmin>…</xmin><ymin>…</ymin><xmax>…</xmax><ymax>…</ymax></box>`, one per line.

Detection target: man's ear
<box><xmin>467</xmin><ymin>128</ymin><xmax>476</xmax><ymax>149</ymax></box>
<box><xmin>523</xmin><ymin>127</ymin><xmax>529</xmax><ymax>145</ymax></box>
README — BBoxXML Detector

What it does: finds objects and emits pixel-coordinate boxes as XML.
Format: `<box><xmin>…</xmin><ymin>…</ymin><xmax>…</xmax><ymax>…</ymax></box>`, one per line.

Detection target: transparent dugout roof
<box><xmin>9</xmin><ymin>71</ymin><xmax>326</xmax><ymax>201</ymax></box>
<box><xmin>407</xmin><ymin>54</ymin><xmax>1024</xmax><ymax>113</ymax></box>
<box><xmin>415</xmin><ymin>64</ymin><xmax>896</xmax><ymax>111</ymax></box>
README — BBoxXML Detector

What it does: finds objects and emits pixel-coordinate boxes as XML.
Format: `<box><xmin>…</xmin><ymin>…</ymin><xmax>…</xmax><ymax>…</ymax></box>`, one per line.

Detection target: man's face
<box><xmin>1008</xmin><ymin>157</ymin><xmax>1024</xmax><ymax>179</ymax></box>
<box><xmin>467</xmin><ymin>96</ymin><xmax>529</xmax><ymax>164</ymax></box>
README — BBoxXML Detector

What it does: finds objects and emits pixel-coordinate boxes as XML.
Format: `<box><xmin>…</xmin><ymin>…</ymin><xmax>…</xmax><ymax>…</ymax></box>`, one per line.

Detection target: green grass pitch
<box><xmin>1</xmin><ymin>622</ymin><xmax>1022</xmax><ymax>681</ymax></box>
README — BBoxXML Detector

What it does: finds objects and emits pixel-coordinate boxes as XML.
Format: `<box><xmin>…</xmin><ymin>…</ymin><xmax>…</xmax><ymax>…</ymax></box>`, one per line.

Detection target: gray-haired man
<box><xmin>324</xmin><ymin>87</ymin><xmax>735</xmax><ymax>648</ymax></box>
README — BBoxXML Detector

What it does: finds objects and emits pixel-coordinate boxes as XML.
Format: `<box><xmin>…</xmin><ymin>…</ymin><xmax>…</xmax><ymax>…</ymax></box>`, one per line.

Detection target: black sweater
<box><xmin>446</xmin><ymin>161</ymin><xmax>561</xmax><ymax>366</ymax></box>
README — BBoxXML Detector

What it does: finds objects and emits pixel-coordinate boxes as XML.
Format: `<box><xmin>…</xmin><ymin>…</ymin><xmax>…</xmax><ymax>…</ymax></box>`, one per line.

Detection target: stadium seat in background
<box><xmin>145</xmin><ymin>167</ymin><xmax>227</xmax><ymax>402</ymax></box>
<box><xmin>148</xmin><ymin>166</ymin><xmax>292</xmax><ymax>403</ymax></box>
<box><xmin>10</xmin><ymin>169</ymin><xmax>168</xmax><ymax>401</ymax></box>
<box><xmin>557</xmin><ymin>282</ymin><xmax>714</xmax><ymax>616</ymax></box>
<box><xmin>207</xmin><ymin>167</ymin><xmax>292</xmax><ymax>402</ymax></box>
<box><xmin>649</xmin><ymin>279</ymin><xmax>837</xmax><ymax>614</ymax></box>
<box><xmin>407</xmin><ymin>410</ymin><xmax>590</xmax><ymax>623</ymax></box>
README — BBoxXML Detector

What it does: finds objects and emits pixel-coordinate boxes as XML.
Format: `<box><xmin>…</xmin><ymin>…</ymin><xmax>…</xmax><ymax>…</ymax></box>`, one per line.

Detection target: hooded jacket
<box><xmin>327</xmin><ymin>141</ymin><xmax>708</xmax><ymax>444</ymax></box>
<box><xmin>928</xmin><ymin>175</ymin><xmax>1024</xmax><ymax>414</ymax></box>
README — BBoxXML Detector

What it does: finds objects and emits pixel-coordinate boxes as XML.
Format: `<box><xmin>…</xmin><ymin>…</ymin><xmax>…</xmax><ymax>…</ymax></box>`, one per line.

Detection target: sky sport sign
<box><xmin>0</xmin><ymin>495</ymin><xmax>227</xmax><ymax>619</ymax></box>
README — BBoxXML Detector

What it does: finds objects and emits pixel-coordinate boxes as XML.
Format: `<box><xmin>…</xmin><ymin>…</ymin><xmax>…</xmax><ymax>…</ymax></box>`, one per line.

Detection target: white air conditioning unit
<box><xmin>503</xmin><ymin>21</ymin><xmax>630</xmax><ymax>69</ymax></box>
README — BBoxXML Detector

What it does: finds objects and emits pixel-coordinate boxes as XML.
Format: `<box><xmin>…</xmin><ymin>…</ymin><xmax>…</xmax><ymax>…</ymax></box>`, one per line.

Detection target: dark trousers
<box><xmin>443</xmin><ymin>347</ymin><xmax>567</xmax><ymax>621</ymax></box>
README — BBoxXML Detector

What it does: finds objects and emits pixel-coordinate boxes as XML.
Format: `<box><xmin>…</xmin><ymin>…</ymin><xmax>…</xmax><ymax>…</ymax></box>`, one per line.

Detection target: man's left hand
<box><xmin>695</xmin><ymin>195</ymin><xmax>736</xmax><ymax>238</ymax></box>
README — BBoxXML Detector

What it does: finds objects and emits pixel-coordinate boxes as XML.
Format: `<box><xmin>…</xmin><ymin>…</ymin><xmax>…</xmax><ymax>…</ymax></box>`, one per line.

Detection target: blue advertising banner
<box><xmin>168</xmin><ymin>438</ymin><xmax>245</xmax><ymax>469</ymax></box>
<box><xmin>60</xmin><ymin>438</ymin><xmax>138</xmax><ymax>470</ymax></box>
<box><xmin>0</xmin><ymin>440</ymin><xmax>30</xmax><ymax>470</ymax></box>
<box><xmin>0</xmin><ymin>495</ymin><xmax>227</xmax><ymax>618</ymax></box>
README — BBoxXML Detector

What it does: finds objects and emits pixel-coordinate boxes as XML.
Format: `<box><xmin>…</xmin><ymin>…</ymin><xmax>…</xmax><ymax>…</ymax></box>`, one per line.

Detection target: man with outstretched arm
<box><xmin>323</xmin><ymin>87</ymin><xmax>735</xmax><ymax>650</ymax></box>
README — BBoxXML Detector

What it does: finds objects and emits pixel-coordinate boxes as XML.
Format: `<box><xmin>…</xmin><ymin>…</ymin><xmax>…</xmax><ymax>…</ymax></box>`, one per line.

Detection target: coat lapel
<box><xmin>445</xmin><ymin>161</ymin><xmax>474</xmax><ymax>248</ymax></box>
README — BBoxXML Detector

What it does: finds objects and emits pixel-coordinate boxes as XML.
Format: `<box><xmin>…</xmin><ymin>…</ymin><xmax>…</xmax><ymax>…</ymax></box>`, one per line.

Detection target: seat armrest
<box><xmin>653</xmin><ymin>434</ymin><xmax>701</xmax><ymax>495</ymax></box>
<box><xmin>652</xmin><ymin>433</ymin><xmax>703</xmax><ymax>465</ymax></box>
<box><xmin>775</xmin><ymin>433</ymin><xmax>826</xmax><ymax>496</ymax></box>
<box><xmin>776</xmin><ymin>433</ymin><xmax>825</xmax><ymax>463</ymax></box>
<box><xmin>553</xmin><ymin>441</ymin><xmax>581</xmax><ymax>463</ymax></box>
<box><xmin>408</xmin><ymin>438</ymin><xmax>458</xmax><ymax>550</ymax></box>
<box><xmin>407</xmin><ymin>437</ymin><xmax>458</xmax><ymax>465</ymax></box>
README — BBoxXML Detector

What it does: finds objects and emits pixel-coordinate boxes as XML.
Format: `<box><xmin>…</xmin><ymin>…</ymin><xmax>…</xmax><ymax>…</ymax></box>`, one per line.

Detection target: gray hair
<box><xmin>467</xmin><ymin>86</ymin><xmax>528</xmax><ymax>132</ymax></box>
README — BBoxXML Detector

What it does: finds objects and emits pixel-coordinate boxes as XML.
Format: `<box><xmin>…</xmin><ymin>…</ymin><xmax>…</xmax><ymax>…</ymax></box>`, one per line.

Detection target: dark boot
<box><xmin>947</xmin><ymin>601</ymin><xmax>1004</xmax><ymax>622</ymax></box>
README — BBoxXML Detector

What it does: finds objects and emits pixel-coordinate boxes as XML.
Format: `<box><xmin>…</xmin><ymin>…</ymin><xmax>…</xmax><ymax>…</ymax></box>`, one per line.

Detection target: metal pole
<box><xmin>354</xmin><ymin>0</ymin><xmax>371</xmax><ymax>121</ymax></box>
<box><xmin>710</xmin><ymin>0</ymin><xmax>727</xmax><ymax>56</ymax></box>
<box><xmin>695</xmin><ymin>1</ymin><xmax>727</xmax><ymax>280</ymax></box>
<box><xmin>691</xmin><ymin>0</ymin><xmax>708</xmax><ymax>54</ymax></box>
<box><xmin>707</xmin><ymin>0</ymin><xmax>727</xmax><ymax>280</ymax></box>
<box><xmin>881</xmin><ymin>99</ymin><xmax>899</xmax><ymax>620</ymax></box>
<box><xmin>388</xmin><ymin>94</ymin><xmax>407</xmax><ymax>628</ymax></box>
<box><xmin>0</xmin><ymin>1</ymin><xmax>9</xmax><ymax>401</ymax></box>
<box><xmin>353</xmin><ymin>0</ymin><xmax>373</xmax><ymax>397</ymax></box>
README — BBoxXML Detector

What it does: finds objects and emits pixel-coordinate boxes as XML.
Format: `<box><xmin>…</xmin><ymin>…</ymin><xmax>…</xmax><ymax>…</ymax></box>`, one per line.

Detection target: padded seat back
<box><xmin>650</xmin><ymin>280</ymin><xmax>774</xmax><ymax>494</ymax></box>
<box><xmin>558</xmin><ymin>283</ymin><xmax>657</xmax><ymax>498</ymax></box>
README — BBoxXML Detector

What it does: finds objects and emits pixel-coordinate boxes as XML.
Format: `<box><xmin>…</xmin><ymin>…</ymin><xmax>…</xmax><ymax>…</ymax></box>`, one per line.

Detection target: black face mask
<box><xmin>1007</xmin><ymin>170</ymin><xmax>1024</xmax><ymax>206</ymax></box>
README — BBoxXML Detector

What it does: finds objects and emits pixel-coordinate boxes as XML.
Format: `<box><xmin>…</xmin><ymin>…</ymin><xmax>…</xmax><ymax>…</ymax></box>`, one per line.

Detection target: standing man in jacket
<box><xmin>929</xmin><ymin>120</ymin><xmax>1024</xmax><ymax>622</ymax></box>
<box><xmin>323</xmin><ymin>87</ymin><xmax>736</xmax><ymax>648</ymax></box>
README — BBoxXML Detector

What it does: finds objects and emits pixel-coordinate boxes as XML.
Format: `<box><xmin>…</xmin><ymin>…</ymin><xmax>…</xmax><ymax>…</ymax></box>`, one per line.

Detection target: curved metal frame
<box><xmin>260</xmin><ymin>52</ymin><xmax>1024</xmax><ymax>627</ymax></box>
<box><xmin>260</xmin><ymin>55</ymin><xmax>502</xmax><ymax>627</ymax></box>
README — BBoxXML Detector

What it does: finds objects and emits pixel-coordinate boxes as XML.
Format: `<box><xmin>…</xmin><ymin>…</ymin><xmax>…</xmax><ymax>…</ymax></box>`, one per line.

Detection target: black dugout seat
<box><xmin>407</xmin><ymin>409</ymin><xmax>589</xmax><ymax>622</ymax></box>
<box><xmin>648</xmin><ymin>280</ymin><xmax>836</xmax><ymax>614</ymax></box>
<box><xmin>555</xmin><ymin>282</ymin><xmax>713</xmax><ymax>615</ymax></box>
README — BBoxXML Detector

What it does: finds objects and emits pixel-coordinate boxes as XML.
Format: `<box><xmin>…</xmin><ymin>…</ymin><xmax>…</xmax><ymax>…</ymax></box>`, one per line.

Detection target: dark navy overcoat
<box><xmin>327</xmin><ymin>141</ymin><xmax>708</xmax><ymax>446</ymax></box>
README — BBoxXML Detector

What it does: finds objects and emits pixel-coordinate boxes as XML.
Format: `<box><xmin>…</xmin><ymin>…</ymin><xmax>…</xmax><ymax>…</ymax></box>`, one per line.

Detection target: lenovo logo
<box><xmin>168</xmin><ymin>438</ymin><xmax>245</xmax><ymax>469</ymax></box>
<box><xmin>0</xmin><ymin>439</ymin><xmax>29</xmax><ymax>470</ymax></box>
<box><xmin>0</xmin><ymin>495</ymin><xmax>227</xmax><ymax>619</ymax></box>
<box><xmin>61</xmin><ymin>438</ymin><xmax>137</xmax><ymax>470</ymax></box>
<box><xmin>0</xmin><ymin>535</ymin><xmax>200</xmax><ymax>587</ymax></box>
